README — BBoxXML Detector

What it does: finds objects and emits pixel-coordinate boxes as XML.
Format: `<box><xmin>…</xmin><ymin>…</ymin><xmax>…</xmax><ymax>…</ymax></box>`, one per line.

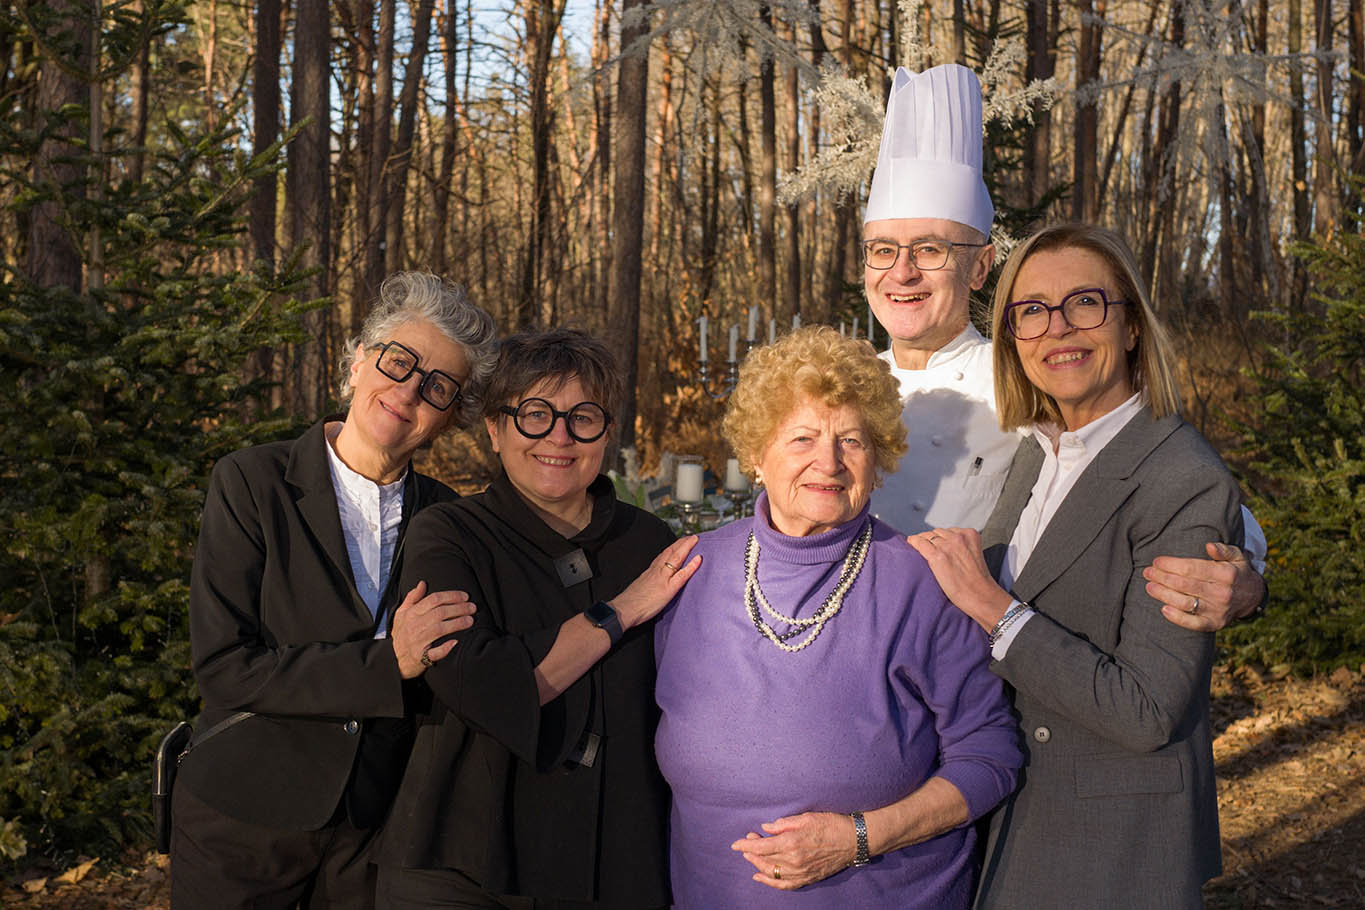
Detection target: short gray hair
<box><xmin>339</xmin><ymin>272</ymin><xmax>498</xmax><ymax>429</ymax></box>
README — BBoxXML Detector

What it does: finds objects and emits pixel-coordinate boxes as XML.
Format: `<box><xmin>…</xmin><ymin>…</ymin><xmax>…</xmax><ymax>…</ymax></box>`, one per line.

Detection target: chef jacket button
<box><xmin>1033</xmin><ymin>725</ymin><xmax>1051</xmax><ymax>743</ymax></box>
<box><xmin>954</xmin><ymin>371</ymin><xmax>964</xmax><ymax>381</ymax></box>
<box><xmin>912</xmin><ymin>501</ymin><xmax>924</xmax><ymax>511</ymax></box>
<box><xmin>344</xmin><ymin>720</ymin><xmax>360</xmax><ymax>735</ymax></box>
<box><xmin>930</xmin><ymin>435</ymin><xmax>943</xmax><ymax>446</ymax></box>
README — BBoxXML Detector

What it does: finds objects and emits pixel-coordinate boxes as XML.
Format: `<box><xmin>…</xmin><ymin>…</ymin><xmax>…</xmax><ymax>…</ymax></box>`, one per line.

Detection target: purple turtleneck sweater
<box><xmin>654</xmin><ymin>495</ymin><xmax>1021</xmax><ymax>909</ymax></box>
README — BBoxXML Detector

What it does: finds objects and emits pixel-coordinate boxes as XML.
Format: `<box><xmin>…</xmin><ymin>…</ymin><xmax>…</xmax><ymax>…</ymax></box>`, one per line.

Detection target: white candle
<box><xmin>852</xmin><ymin>316</ymin><xmax>860</xmax><ymax>339</ymax></box>
<box><xmin>792</xmin><ymin>313</ymin><xmax>801</xmax><ymax>330</ymax></box>
<box><xmin>675</xmin><ymin>462</ymin><xmax>704</xmax><ymax>503</ymax></box>
<box><xmin>724</xmin><ymin>457</ymin><xmax>749</xmax><ymax>492</ymax></box>
<box><xmin>839</xmin><ymin>322</ymin><xmax>846</xmax><ymax>337</ymax></box>
<box><xmin>747</xmin><ymin>305</ymin><xmax>759</xmax><ymax>341</ymax></box>
<box><xmin>867</xmin><ymin>303</ymin><xmax>875</xmax><ymax>346</ymax></box>
<box><xmin>698</xmin><ymin>315</ymin><xmax>708</xmax><ymax>362</ymax></box>
<box><xmin>728</xmin><ymin>324</ymin><xmax>739</xmax><ymax>361</ymax></box>
<box><xmin>768</xmin><ymin>318</ymin><xmax>776</xmax><ymax>344</ymax></box>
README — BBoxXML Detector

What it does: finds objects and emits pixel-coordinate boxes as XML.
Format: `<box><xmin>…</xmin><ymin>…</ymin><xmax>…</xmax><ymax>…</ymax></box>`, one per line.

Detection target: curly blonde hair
<box><xmin>722</xmin><ymin>326</ymin><xmax>907</xmax><ymax>482</ymax></box>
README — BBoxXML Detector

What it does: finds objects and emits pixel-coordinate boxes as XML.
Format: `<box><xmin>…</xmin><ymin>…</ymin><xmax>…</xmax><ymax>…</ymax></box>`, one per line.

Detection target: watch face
<box><xmin>586</xmin><ymin>601</ymin><xmax>615</xmax><ymax>626</ymax></box>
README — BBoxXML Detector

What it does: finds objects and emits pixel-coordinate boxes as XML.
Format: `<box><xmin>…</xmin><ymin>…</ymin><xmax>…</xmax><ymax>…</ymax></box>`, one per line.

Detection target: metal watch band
<box><xmin>851</xmin><ymin>811</ymin><xmax>871</xmax><ymax>866</ymax></box>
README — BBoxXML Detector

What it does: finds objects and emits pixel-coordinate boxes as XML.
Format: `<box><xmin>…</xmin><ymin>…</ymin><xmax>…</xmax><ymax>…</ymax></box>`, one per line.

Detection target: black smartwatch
<box><xmin>584</xmin><ymin>601</ymin><xmax>623</xmax><ymax>646</ymax></box>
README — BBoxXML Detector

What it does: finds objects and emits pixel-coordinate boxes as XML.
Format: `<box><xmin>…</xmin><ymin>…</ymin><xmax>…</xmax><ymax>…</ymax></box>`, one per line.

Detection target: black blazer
<box><xmin>178</xmin><ymin>419</ymin><xmax>457</xmax><ymax>830</ymax></box>
<box><xmin>378</xmin><ymin>472</ymin><xmax>675</xmax><ymax>907</ymax></box>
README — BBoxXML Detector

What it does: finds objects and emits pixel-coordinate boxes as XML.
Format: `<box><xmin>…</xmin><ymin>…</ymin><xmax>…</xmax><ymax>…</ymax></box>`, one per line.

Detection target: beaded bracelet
<box><xmin>987</xmin><ymin>601</ymin><xmax>1030</xmax><ymax>648</ymax></box>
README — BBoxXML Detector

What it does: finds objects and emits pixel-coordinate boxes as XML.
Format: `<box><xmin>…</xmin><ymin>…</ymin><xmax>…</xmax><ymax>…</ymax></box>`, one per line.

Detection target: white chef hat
<box><xmin>863</xmin><ymin>64</ymin><xmax>994</xmax><ymax>235</ymax></box>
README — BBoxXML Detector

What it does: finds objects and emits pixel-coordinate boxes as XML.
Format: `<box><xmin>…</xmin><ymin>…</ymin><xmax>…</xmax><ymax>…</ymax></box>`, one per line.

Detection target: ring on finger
<box><xmin>663</xmin><ymin>561</ymin><xmax>677</xmax><ymax>571</ymax></box>
<box><xmin>772</xmin><ymin>867</ymin><xmax>781</xmax><ymax>880</ymax></box>
<box><xmin>420</xmin><ymin>645</ymin><xmax>434</xmax><ymax>669</ymax></box>
<box><xmin>1188</xmin><ymin>596</ymin><xmax>1200</xmax><ymax>615</ymax></box>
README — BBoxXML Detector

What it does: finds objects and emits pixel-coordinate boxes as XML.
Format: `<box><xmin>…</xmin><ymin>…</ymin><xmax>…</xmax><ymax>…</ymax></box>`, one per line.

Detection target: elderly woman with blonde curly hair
<box><xmin>653</xmin><ymin>326</ymin><xmax>1023</xmax><ymax>909</ymax></box>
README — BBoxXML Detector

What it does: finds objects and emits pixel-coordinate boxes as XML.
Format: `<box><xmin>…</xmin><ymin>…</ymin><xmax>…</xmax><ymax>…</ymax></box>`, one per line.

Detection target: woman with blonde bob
<box><xmin>910</xmin><ymin>223</ymin><xmax>1243</xmax><ymax>909</ymax></box>
<box><xmin>654</xmin><ymin>326</ymin><xmax>1022</xmax><ymax>909</ymax></box>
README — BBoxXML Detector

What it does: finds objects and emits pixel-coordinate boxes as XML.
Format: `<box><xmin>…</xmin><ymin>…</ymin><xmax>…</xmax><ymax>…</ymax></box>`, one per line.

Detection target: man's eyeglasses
<box><xmin>374</xmin><ymin>341</ymin><xmax>463</xmax><ymax>411</ymax></box>
<box><xmin>499</xmin><ymin>398</ymin><xmax>612</xmax><ymax>443</ymax></box>
<box><xmin>862</xmin><ymin>238</ymin><xmax>989</xmax><ymax>271</ymax></box>
<box><xmin>1003</xmin><ymin>287</ymin><xmax>1128</xmax><ymax>341</ymax></box>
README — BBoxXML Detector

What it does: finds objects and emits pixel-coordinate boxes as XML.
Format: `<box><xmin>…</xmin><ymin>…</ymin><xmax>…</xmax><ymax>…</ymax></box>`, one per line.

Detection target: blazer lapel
<box><xmin>285</xmin><ymin>419</ymin><xmax>370</xmax><ymax>624</ymax></box>
<box><xmin>982</xmin><ymin>437</ymin><xmax>1044</xmax><ymax>578</ymax></box>
<box><xmin>1010</xmin><ymin>407</ymin><xmax>1184</xmax><ymax>604</ymax></box>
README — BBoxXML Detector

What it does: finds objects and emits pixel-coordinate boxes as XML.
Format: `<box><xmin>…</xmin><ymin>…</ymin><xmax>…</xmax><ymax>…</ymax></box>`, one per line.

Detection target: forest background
<box><xmin>1</xmin><ymin>0</ymin><xmax>1364</xmax><ymax>875</ymax></box>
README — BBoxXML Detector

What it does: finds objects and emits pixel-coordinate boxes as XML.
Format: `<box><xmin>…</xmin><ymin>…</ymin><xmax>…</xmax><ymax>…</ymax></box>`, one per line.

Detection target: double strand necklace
<box><xmin>744</xmin><ymin>522</ymin><xmax>872</xmax><ymax>653</ymax></box>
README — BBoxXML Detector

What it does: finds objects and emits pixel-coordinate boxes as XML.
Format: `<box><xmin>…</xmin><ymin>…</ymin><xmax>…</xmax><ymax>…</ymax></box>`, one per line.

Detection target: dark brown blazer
<box><xmin>177</xmin><ymin>419</ymin><xmax>457</xmax><ymax>830</ymax></box>
<box><xmin>975</xmin><ymin>408</ymin><xmax>1242</xmax><ymax>910</ymax></box>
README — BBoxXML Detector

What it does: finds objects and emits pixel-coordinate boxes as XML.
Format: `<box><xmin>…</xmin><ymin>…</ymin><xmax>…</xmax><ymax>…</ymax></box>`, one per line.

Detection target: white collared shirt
<box><xmin>993</xmin><ymin>394</ymin><xmax>1149</xmax><ymax>658</ymax></box>
<box><xmin>325</xmin><ymin>429</ymin><xmax>406</xmax><ymax>639</ymax></box>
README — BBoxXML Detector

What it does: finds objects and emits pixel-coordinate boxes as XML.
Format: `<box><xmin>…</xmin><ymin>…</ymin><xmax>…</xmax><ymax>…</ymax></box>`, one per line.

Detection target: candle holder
<box><xmin>675</xmin><ymin>500</ymin><xmax>705</xmax><ymax>534</ymax></box>
<box><xmin>725</xmin><ymin>487</ymin><xmax>753</xmax><ymax>520</ymax></box>
<box><xmin>695</xmin><ymin>359</ymin><xmax>740</xmax><ymax>400</ymax></box>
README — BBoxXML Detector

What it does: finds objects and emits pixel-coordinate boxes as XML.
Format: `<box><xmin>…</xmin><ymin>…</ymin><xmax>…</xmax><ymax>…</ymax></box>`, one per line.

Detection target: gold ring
<box><xmin>420</xmin><ymin>645</ymin><xmax>433</xmax><ymax>668</ymax></box>
<box><xmin>1189</xmin><ymin>596</ymin><xmax>1200</xmax><ymax>615</ymax></box>
<box><xmin>772</xmin><ymin>867</ymin><xmax>781</xmax><ymax>880</ymax></box>
<box><xmin>663</xmin><ymin>561</ymin><xmax>677</xmax><ymax>571</ymax></box>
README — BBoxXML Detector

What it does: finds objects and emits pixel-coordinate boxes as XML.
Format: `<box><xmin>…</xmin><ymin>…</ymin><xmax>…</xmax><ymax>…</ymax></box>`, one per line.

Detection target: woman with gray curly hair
<box><xmin>653</xmin><ymin>326</ymin><xmax>1022</xmax><ymax>909</ymax></box>
<box><xmin>172</xmin><ymin>272</ymin><xmax>497</xmax><ymax>909</ymax></box>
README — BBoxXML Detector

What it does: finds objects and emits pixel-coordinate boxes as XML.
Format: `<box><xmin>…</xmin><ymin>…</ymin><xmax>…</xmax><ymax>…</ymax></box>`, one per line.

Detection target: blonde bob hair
<box><xmin>991</xmin><ymin>223</ymin><xmax>1181</xmax><ymax>431</ymax></box>
<box><xmin>722</xmin><ymin>326</ymin><xmax>907</xmax><ymax>482</ymax></box>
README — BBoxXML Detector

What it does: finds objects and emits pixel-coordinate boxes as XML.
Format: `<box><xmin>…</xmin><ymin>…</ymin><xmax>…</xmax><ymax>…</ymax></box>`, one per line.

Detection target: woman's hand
<box><xmin>907</xmin><ymin>527</ymin><xmax>1013</xmax><ymax>632</ymax></box>
<box><xmin>391</xmin><ymin>580</ymin><xmax>478</xmax><ymax>678</ymax></box>
<box><xmin>731</xmin><ymin>812</ymin><xmax>858</xmax><ymax>891</ymax></box>
<box><xmin>610</xmin><ymin>535</ymin><xmax>702</xmax><ymax>629</ymax></box>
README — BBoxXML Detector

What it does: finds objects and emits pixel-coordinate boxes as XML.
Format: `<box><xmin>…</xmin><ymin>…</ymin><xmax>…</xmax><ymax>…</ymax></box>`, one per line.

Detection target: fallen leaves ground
<box><xmin>5</xmin><ymin>665</ymin><xmax>1363</xmax><ymax>909</ymax></box>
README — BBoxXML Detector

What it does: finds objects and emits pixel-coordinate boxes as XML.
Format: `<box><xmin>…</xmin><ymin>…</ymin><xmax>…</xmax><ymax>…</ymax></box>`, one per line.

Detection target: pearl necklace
<box><xmin>743</xmin><ymin>522</ymin><xmax>872</xmax><ymax>653</ymax></box>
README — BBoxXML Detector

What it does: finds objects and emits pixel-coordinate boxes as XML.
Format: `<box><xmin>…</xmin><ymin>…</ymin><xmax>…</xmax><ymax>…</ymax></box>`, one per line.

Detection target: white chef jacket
<box><xmin>870</xmin><ymin>325</ymin><xmax>1022</xmax><ymax>535</ymax></box>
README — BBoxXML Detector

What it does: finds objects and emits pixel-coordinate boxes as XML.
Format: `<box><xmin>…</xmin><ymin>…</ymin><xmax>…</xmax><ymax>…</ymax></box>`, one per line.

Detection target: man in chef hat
<box><xmin>862</xmin><ymin>63</ymin><xmax>1265</xmax><ymax>629</ymax></box>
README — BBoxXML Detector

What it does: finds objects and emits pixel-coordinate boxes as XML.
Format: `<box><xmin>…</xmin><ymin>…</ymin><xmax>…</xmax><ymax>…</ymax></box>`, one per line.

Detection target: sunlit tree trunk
<box><xmin>287</xmin><ymin>0</ymin><xmax>332</xmax><ymax>414</ymax></box>
<box><xmin>757</xmin><ymin>4</ymin><xmax>778</xmax><ymax>319</ymax></box>
<box><xmin>1071</xmin><ymin>0</ymin><xmax>1103</xmax><ymax>223</ymax></box>
<box><xmin>1313</xmin><ymin>0</ymin><xmax>1337</xmax><ymax>236</ymax></box>
<box><xmin>386</xmin><ymin>0</ymin><xmax>436</xmax><ymax>274</ymax></box>
<box><xmin>609</xmin><ymin>0</ymin><xmax>649</xmax><ymax>455</ymax></box>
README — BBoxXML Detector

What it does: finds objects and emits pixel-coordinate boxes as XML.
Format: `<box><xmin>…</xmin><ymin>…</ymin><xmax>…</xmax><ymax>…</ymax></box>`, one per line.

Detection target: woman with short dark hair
<box><xmin>375</xmin><ymin>328</ymin><xmax>699</xmax><ymax>909</ymax></box>
<box><xmin>173</xmin><ymin>273</ymin><xmax>497</xmax><ymax>909</ymax></box>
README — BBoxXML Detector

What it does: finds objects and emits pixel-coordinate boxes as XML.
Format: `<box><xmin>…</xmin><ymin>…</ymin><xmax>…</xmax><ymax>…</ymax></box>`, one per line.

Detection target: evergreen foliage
<box><xmin>1222</xmin><ymin>187</ymin><xmax>1365</xmax><ymax>675</ymax></box>
<box><xmin>0</xmin><ymin>80</ymin><xmax>313</xmax><ymax>862</ymax></box>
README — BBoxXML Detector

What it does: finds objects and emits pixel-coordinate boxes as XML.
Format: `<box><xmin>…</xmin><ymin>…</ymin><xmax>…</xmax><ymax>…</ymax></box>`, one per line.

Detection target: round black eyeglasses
<box><xmin>374</xmin><ymin>341</ymin><xmax>463</xmax><ymax>411</ymax></box>
<box><xmin>1003</xmin><ymin>287</ymin><xmax>1128</xmax><ymax>341</ymax></box>
<box><xmin>499</xmin><ymin>398</ymin><xmax>612</xmax><ymax>443</ymax></box>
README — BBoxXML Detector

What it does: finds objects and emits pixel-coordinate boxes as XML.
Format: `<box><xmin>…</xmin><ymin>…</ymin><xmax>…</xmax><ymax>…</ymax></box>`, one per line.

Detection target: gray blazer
<box><xmin>974</xmin><ymin>408</ymin><xmax>1242</xmax><ymax>910</ymax></box>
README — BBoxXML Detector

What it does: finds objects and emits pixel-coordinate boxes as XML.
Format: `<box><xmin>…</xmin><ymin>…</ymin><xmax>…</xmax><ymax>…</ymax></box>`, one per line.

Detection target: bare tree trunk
<box><xmin>757</xmin><ymin>5</ymin><xmax>778</xmax><ymax>321</ymax></box>
<box><xmin>27</xmin><ymin>0</ymin><xmax>89</xmax><ymax>294</ymax></box>
<box><xmin>1350</xmin><ymin>0</ymin><xmax>1365</xmax><ymax>183</ymax></box>
<box><xmin>251</xmin><ymin>0</ymin><xmax>281</xmax><ymax>268</ymax></box>
<box><xmin>591</xmin><ymin>0</ymin><xmax>612</xmax><ymax>331</ymax></box>
<box><xmin>952</xmin><ymin>0</ymin><xmax>967</xmax><ymax>63</ymax></box>
<box><xmin>1289</xmin><ymin>0</ymin><xmax>1311</xmax><ymax>309</ymax></box>
<box><xmin>609</xmin><ymin>0</ymin><xmax>649</xmax><ymax>455</ymax></box>
<box><xmin>699</xmin><ymin>78</ymin><xmax>720</xmax><ymax>308</ymax></box>
<box><xmin>1071</xmin><ymin>0</ymin><xmax>1103</xmax><ymax>223</ymax></box>
<box><xmin>1024</xmin><ymin>0</ymin><xmax>1055</xmax><ymax>208</ymax></box>
<box><xmin>782</xmin><ymin>21</ymin><xmax>801</xmax><ymax>327</ymax></box>
<box><xmin>517</xmin><ymin>0</ymin><xmax>568</xmax><ymax>330</ymax></box>
<box><xmin>287</xmin><ymin>0</ymin><xmax>332</xmax><ymax>415</ymax></box>
<box><xmin>433</xmin><ymin>0</ymin><xmax>458</xmax><ymax>276</ymax></box>
<box><xmin>1313</xmin><ymin>0</ymin><xmax>1337</xmax><ymax>236</ymax></box>
<box><xmin>363</xmin><ymin>0</ymin><xmax>395</xmax><ymax>307</ymax></box>
<box><xmin>386</xmin><ymin>0</ymin><xmax>436</xmax><ymax>275</ymax></box>
<box><xmin>1097</xmin><ymin>0</ymin><xmax>1158</xmax><ymax>203</ymax></box>
<box><xmin>128</xmin><ymin>0</ymin><xmax>151</xmax><ymax>184</ymax></box>
<box><xmin>247</xmin><ymin>0</ymin><xmax>282</xmax><ymax>405</ymax></box>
